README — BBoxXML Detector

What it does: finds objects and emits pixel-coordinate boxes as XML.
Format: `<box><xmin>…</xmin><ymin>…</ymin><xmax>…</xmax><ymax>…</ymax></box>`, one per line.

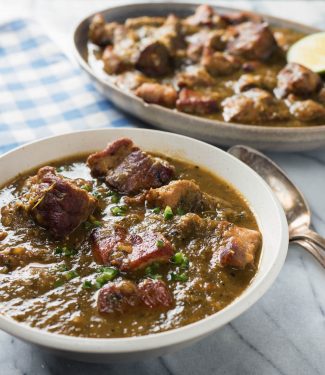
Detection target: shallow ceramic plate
<box><xmin>73</xmin><ymin>2</ymin><xmax>325</xmax><ymax>152</ymax></box>
<box><xmin>0</xmin><ymin>128</ymin><xmax>288</xmax><ymax>362</ymax></box>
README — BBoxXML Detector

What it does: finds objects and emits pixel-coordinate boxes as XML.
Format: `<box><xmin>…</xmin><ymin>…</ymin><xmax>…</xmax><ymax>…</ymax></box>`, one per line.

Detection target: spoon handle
<box><xmin>291</xmin><ymin>228</ymin><xmax>325</xmax><ymax>251</ymax></box>
<box><xmin>291</xmin><ymin>238</ymin><xmax>325</xmax><ymax>268</ymax></box>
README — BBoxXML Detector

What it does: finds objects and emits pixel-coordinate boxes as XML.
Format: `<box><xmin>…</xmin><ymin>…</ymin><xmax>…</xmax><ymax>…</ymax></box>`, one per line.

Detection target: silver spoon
<box><xmin>228</xmin><ymin>145</ymin><xmax>325</xmax><ymax>267</ymax></box>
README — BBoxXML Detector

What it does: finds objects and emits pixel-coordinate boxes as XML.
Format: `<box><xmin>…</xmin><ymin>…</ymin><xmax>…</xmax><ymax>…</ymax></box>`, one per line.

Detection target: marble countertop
<box><xmin>1</xmin><ymin>1</ymin><xmax>325</xmax><ymax>374</ymax></box>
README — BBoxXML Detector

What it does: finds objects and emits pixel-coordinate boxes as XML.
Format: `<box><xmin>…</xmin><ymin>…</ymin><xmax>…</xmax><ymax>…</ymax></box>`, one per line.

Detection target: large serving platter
<box><xmin>73</xmin><ymin>2</ymin><xmax>324</xmax><ymax>151</ymax></box>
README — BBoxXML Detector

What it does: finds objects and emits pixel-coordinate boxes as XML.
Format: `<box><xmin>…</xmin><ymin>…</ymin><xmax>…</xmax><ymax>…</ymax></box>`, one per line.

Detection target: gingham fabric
<box><xmin>0</xmin><ymin>19</ymin><xmax>142</xmax><ymax>155</ymax></box>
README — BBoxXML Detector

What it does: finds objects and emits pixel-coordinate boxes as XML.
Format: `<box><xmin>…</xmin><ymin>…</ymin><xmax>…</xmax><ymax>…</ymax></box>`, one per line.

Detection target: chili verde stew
<box><xmin>0</xmin><ymin>138</ymin><xmax>261</xmax><ymax>338</ymax></box>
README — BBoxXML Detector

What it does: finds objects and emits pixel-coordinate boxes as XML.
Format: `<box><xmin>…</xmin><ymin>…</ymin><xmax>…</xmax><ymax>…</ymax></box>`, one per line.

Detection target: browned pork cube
<box><xmin>122</xmin><ymin>232</ymin><xmax>174</xmax><ymax>271</ymax></box>
<box><xmin>212</xmin><ymin>221</ymin><xmax>261</xmax><ymax>269</ymax></box>
<box><xmin>146</xmin><ymin>179</ymin><xmax>218</xmax><ymax>212</ymax></box>
<box><xmin>288</xmin><ymin>99</ymin><xmax>325</xmax><ymax>122</ymax></box>
<box><xmin>185</xmin><ymin>4</ymin><xmax>226</xmax><ymax>28</ymax></box>
<box><xmin>221</xmin><ymin>11</ymin><xmax>263</xmax><ymax>25</ymax></box>
<box><xmin>275</xmin><ymin>63</ymin><xmax>322</xmax><ymax>98</ymax></box>
<box><xmin>138</xmin><ymin>279</ymin><xmax>173</xmax><ymax>308</ymax></box>
<box><xmin>234</xmin><ymin>73</ymin><xmax>277</xmax><ymax>93</ymax></box>
<box><xmin>176</xmin><ymin>69</ymin><xmax>216</xmax><ymax>88</ymax></box>
<box><xmin>135</xmin><ymin>41</ymin><xmax>172</xmax><ymax>77</ymax></box>
<box><xmin>156</xmin><ymin>14</ymin><xmax>186</xmax><ymax>57</ymax></box>
<box><xmin>227</xmin><ymin>22</ymin><xmax>277</xmax><ymax>61</ymax></box>
<box><xmin>176</xmin><ymin>89</ymin><xmax>219</xmax><ymax>115</ymax></box>
<box><xmin>87</xmin><ymin>138</ymin><xmax>175</xmax><ymax>195</ymax></box>
<box><xmin>88</xmin><ymin>14</ymin><xmax>118</xmax><ymax>46</ymax></box>
<box><xmin>106</xmin><ymin>150</ymin><xmax>174</xmax><ymax>195</ymax></box>
<box><xmin>222</xmin><ymin>88</ymin><xmax>289</xmax><ymax>123</ymax></box>
<box><xmin>92</xmin><ymin>226</ymin><xmax>173</xmax><ymax>271</ymax></box>
<box><xmin>135</xmin><ymin>83</ymin><xmax>177</xmax><ymax>108</ymax></box>
<box><xmin>125</xmin><ymin>16</ymin><xmax>165</xmax><ymax>28</ymax></box>
<box><xmin>87</xmin><ymin>138</ymin><xmax>136</xmax><ymax>177</ymax></box>
<box><xmin>102</xmin><ymin>46</ymin><xmax>128</xmax><ymax>75</ymax></box>
<box><xmin>97</xmin><ymin>280</ymin><xmax>139</xmax><ymax>314</ymax></box>
<box><xmin>29</xmin><ymin>167</ymin><xmax>96</xmax><ymax>238</ymax></box>
<box><xmin>92</xmin><ymin>224</ymin><xmax>127</xmax><ymax>266</ymax></box>
<box><xmin>201</xmin><ymin>48</ymin><xmax>240</xmax><ymax>76</ymax></box>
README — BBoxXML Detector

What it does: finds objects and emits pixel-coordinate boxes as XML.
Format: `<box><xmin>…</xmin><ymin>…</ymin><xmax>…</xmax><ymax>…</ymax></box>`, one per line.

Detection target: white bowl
<box><xmin>0</xmin><ymin>128</ymin><xmax>288</xmax><ymax>362</ymax></box>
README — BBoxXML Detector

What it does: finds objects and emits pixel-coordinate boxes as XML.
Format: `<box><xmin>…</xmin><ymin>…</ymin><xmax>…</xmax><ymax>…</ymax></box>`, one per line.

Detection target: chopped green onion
<box><xmin>110</xmin><ymin>192</ymin><xmax>120</xmax><ymax>204</ymax></box>
<box><xmin>54</xmin><ymin>279</ymin><xmax>64</xmax><ymax>288</ymax></box>
<box><xmin>55</xmin><ymin>247</ymin><xmax>63</xmax><ymax>255</ymax></box>
<box><xmin>64</xmin><ymin>270</ymin><xmax>79</xmax><ymax>281</ymax></box>
<box><xmin>152</xmin><ymin>207</ymin><xmax>161</xmax><ymax>214</ymax></box>
<box><xmin>82</xmin><ymin>280</ymin><xmax>93</xmax><ymax>289</ymax></box>
<box><xmin>156</xmin><ymin>239</ymin><xmax>164</xmax><ymax>248</ymax></box>
<box><xmin>176</xmin><ymin>207</ymin><xmax>185</xmax><ymax>216</ymax></box>
<box><xmin>54</xmin><ymin>246</ymin><xmax>75</xmax><ymax>257</ymax></box>
<box><xmin>56</xmin><ymin>166</ymin><xmax>64</xmax><ymax>173</ymax></box>
<box><xmin>95</xmin><ymin>267</ymin><xmax>118</xmax><ymax>288</ymax></box>
<box><xmin>171</xmin><ymin>252</ymin><xmax>189</xmax><ymax>269</ymax></box>
<box><xmin>164</xmin><ymin>206</ymin><xmax>174</xmax><ymax>220</ymax></box>
<box><xmin>57</xmin><ymin>264</ymin><xmax>69</xmax><ymax>272</ymax></box>
<box><xmin>81</xmin><ymin>184</ymin><xmax>92</xmax><ymax>192</ymax></box>
<box><xmin>110</xmin><ymin>205</ymin><xmax>128</xmax><ymax>216</ymax></box>
<box><xmin>170</xmin><ymin>272</ymin><xmax>188</xmax><ymax>282</ymax></box>
<box><xmin>145</xmin><ymin>262</ymin><xmax>162</xmax><ymax>279</ymax></box>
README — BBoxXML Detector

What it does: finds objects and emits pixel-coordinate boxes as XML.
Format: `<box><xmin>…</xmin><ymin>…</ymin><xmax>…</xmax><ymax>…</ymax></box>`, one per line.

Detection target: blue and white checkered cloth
<box><xmin>0</xmin><ymin>19</ymin><xmax>142</xmax><ymax>155</ymax></box>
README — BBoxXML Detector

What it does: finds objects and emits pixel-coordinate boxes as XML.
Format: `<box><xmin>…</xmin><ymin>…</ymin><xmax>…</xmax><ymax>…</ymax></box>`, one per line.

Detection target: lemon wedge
<box><xmin>287</xmin><ymin>32</ymin><xmax>325</xmax><ymax>73</ymax></box>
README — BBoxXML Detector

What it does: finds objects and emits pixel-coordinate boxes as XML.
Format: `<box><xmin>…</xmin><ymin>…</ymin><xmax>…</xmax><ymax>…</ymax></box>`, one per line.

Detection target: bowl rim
<box><xmin>72</xmin><ymin>1</ymin><xmax>325</xmax><ymax>134</ymax></box>
<box><xmin>0</xmin><ymin>128</ymin><xmax>289</xmax><ymax>353</ymax></box>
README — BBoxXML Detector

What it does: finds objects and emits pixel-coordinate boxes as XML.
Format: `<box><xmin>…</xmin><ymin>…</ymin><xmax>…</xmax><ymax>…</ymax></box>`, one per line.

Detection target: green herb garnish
<box><xmin>56</xmin><ymin>166</ymin><xmax>64</xmax><ymax>173</ymax></box>
<box><xmin>163</xmin><ymin>206</ymin><xmax>173</xmax><ymax>220</ymax></box>
<box><xmin>156</xmin><ymin>239</ymin><xmax>164</xmax><ymax>248</ymax></box>
<box><xmin>170</xmin><ymin>272</ymin><xmax>188</xmax><ymax>282</ymax></box>
<box><xmin>145</xmin><ymin>262</ymin><xmax>162</xmax><ymax>280</ymax></box>
<box><xmin>82</xmin><ymin>280</ymin><xmax>93</xmax><ymax>289</ymax></box>
<box><xmin>171</xmin><ymin>252</ymin><xmax>189</xmax><ymax>269</ymax></box>
<box><xmin>54</xmin><ymin>246</ymin><xmax>76</xmax><ymax>257</ymax></box>
<box><xmin>110</xmin><ymin>192</ymin><xmax>120</xmax><ymax>204</ymax></box>
<box><xmin>54</xmin><ymin>279</ymin><xmax>64</xmax><ymax>288</ymax></box>
<box><xmin>176</xmin><ymin>207</ymin><xmax>185</xmax><ymax>216</ymax></box>
<box><xmin>110</xmin><ymin>205</ymin><xmax>128</xmax><ymax>216</ymax></box>
<box><xmin>152</xmin><ymin>207</ymin><xmax>161</xmax><ymax>214</ymax></box>
<box><xmin>81</xmin><ymin>184</ymin><xmax>92</xmax><ymax>192</ymax></box>
<box><xmin>96</xmin><ymin>267</ymin><xmax>118</xmax><ymax>288</ymax></box>
<box><xmin>64</xmin><ymin>270</ymin><xmax>79</xmax><ymax>281</ymax></box>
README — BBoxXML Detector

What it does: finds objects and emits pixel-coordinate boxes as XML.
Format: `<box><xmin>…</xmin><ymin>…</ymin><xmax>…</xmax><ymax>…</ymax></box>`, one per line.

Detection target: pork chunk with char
<box><xmin>221</xmin><ymin>11</ymin><xmax>263</xmax><ymax>25</ymax></box>
<box><xmin>146</xmin><ymin>179</ymin><xmax>220</xmax><ymax>213</ymax></box>
<box><xmin>176</xmin><ymin>68</ymin><xmax>216</xmax><ymax>89</ymax></box>
<box><xmin>88</xmin><ymin>14</ymin><xmax>118</xmax><ymax>47</ymax></box>
<box><xmin>201</xmin><ymin>47</ymin><xmax>240</xmax><ymax>76</ymax></box>
<box><xmin>234</xmin><ymin>73</ymin><xmax>277</xmax><ymax>93</ymax></box>
<box><xmin>226</xmin><ymin>22</ymin><xmax>278</xmax><ymax>61</ymax></box>
<box><xmin>138</xmin><ymin>279</ymin><xmax>173</xmax><ymax>308</ymax></box>
<box><xmin>211</xmin><ymin>221</ymin><xmax>261</xmax><ymax>269</ymax></box>
<box><xmin>287</xmin><ymin>98</ymin><xmax>325</xmax><ymax>122</ymax></box>
<box><xmin>26</xmin><ymin>167</ymin><xmax>96</xmax><ymax>238</ymax></box>
<box><xmin>97</xmin><ymin>280</ymin><xmax>139</xmax><ymax>314</ymax></box>
<box><xmin>222</xmin><ymin>88</ymin><xmax>290</xmax><ymax>124</ymax></box>
<box><xmin>176</xmin><ymin>88</ymin><xmax>220</xmax><ymax>115</ymax></box>
<box><xmin>92</xmin><ymin>225</ymin><xmax>174</xmax><ymax>271</ymax></box>
<box><xmin>275</xmin><ymin>63</ymin><xmax>323</xmax><ymax>99</ymax></box>
<box><xmin>97</xmin><ymin>279</ymin><xmax>173</xmax><ymax>314</ymax></box>
<box><xmin>135</xmin><ymin>83</ymin><xmax>177</xmax><ymax>108</ymax></box>
<box><xmin>87</xmin><ymin>138</ymin><xmax>175</xmax><ymax>195</ymax></box>
<box><xmin>135</xmin><ymin>41</ymin><xmax>172</xmax><ymax>77</ymax></box>
<box><xmin>184</xmin><ymin>4</ymin><xmax>226</xmax><ymax>29</ymax></box>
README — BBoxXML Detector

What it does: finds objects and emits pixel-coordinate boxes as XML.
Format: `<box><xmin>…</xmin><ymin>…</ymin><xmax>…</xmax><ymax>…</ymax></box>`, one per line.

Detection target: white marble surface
<box><xmin>1</xmin><ymin>1</ymin><xmax>325</xmax><ymax>374</ymax></box>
